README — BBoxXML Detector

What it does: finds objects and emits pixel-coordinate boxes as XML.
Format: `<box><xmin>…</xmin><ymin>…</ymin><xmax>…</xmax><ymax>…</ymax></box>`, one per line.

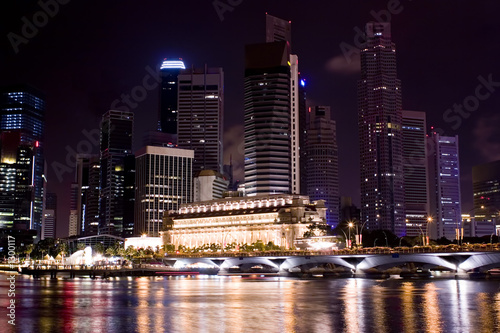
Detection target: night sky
<box><xmin>1</xmin><ymin>1</ymin><xmax>499</xmax><ymax>237</ymax></box>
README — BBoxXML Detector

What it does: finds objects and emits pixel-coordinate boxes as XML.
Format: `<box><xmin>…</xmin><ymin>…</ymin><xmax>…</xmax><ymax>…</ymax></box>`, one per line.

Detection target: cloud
<box><xmin>223</xmin><ymin>124</ymin><xmax>245</xmax><ymax>181</ymax></box>
<box><xmin>473</xmin><ymin>114</ymin><xmax>500</xmax><ymax>161</ymax></box>
<box><xmin>325</xmin><ymin>53</ymin><xmax>361</xmax><ymax>75</ymax></box>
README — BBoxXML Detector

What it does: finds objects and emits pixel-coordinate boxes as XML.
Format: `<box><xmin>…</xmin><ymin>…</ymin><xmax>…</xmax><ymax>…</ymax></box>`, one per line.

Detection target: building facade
<box><xmin>177</xmin><ymin>66</ymin><xmax>223</xmax><ymax>175</ymax></box>
<box><xmin>164</xmin><ymin>194</ymin><xmax>326</xmax><ymax>249</ymax></box>
<box><xmin>244</xmin><ymin>40</ymin><xmax>290</xmax><ymax>196</ymax></box>
<box><xmin>41</xmin><ymin>192</ymin><xmax>57</xmax><ymax>239</ymax></box>
<box><xmin>75</xmin><ymin>154</ymin><xmax>100</xmax><ymax>236</ymax></box>
<box><xmin>99</xmin><ymin>110</ymin><xmax>134</xmax><ymax>236</ymax></box>
<box><xmin>427</xmin><ymin>133</ymin><xmax>462</xmax><ymax>240</ymax></box>
<box><xmin>0</xmin><ymin>131</ymin><xmax>35</xmax><ymax>230</ymax></box>
<box><xmin>194</xmin><ymin>170</ymin><xmax>229</xmax><ymax>202</ymax></box>
<box><xmin>305</xmin><ymin>106</ymin><xmax>339</xmax><ymax>227</ymax></box>
<box><xmin>358</xmin><ymin>22</ymin><xmax>405</xmax><ymax>236</ymax></box>
<box><xmin>472</xmin><ymin>160</ymin><xmax>500</xmax><ymax>229</ymax></box>
<box><xmin>0</xmin><ymin>85</ymin><xmax>45</xmax><ymax>237</ymax></box>
<box><xmin>402</xmin><ymin>111</ymin><xmax>429</xmax><ymax>236</ymax></box>
<box><xmin>134</xmin><ymin>146</ymin><xmax>193</xmax><ymax>236</ymax></box>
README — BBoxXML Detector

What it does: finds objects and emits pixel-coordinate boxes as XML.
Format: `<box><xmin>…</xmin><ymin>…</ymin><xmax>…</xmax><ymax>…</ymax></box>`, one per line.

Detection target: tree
<box><xmin>303</xmin><ymin>222</ymin><xmax>328</xmax><ymax>238</ymax></box>
<box><xmin>93</xmin><ymin>242</ymin><xmax>105</xmax><ymax>254</ymax></box>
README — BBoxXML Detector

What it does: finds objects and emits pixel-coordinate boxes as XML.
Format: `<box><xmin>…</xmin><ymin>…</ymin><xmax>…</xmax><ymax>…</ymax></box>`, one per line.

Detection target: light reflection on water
<box><xmin>1</xmin><ymin>274</ymin><xmax>500</xmax><ymax>333</ymax></box>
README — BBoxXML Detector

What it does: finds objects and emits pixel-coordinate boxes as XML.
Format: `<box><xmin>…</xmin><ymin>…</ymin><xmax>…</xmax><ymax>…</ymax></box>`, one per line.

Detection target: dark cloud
<box><xmin>473</xmin><ymin>114</ymin><xmax>500</xmax><ymax>161</ymax></box>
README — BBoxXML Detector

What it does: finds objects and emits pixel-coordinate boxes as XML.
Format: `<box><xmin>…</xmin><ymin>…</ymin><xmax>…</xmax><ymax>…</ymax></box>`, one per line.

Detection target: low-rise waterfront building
<box><xmin>163</xmin><ymin>194</ymin><xmax>326</xmax><ymax>250</ymax></box>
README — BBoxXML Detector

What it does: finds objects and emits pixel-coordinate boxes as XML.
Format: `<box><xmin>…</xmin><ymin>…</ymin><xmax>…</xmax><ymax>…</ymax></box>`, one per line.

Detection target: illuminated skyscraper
<box><xmin>427</xmin><ymin>133</ymin><xmax>461</xmax><ymax>240</ymax></box>
<box><xmin>0</xmin><ymin>85</ymin><xmax>45</xmax><ymax>237</ymax></box>
<box><xmin>177</xmin><ymin>66</ymin><xmax>223</xmax><ymax>174</ymax></box>
<box><xmin>306</xmin><ymin>106</ymin><xmax>339</xmax><ymax>227</ymax></box>
<box><xmin>402</xmin><ymin>111</ymin><xmax>429</xmax><ymax>236</ymax></box>
<box><xmin>99</xmin><ymin>110</ymin><xmax>134</xmax><ymax>236</ymax></box>
<box><xmin>472</xmin><ymin>160</ymin><xmax>500</xmax><ymax>227</ymax></box>
<box><xmin>135</xmin><ymin>146</ymin><xmax>193</xmax><ymax>236</ymax></box>
<box><xmin>75</xmin><ymin>154</ymin><xmax>100</xmax><ymax>236</ymax></box>
<box><xmin>42</xmin><ymin>192</ymin><xmax>57</xmax><ymax>240</ymax></box>
<box><xmin>0</xmin><ymin>131</ymin><xmax>35</xmax><ymax>230</ymax></box>
<box><xmin>159</xmin><ymin>59</ymin><xmax>185</xmax><ymax>141</ymax></box>
<box><xmin>358</xmin><ymin>22</ymin><xmax>405</xmax><ymax>236</ymax></box>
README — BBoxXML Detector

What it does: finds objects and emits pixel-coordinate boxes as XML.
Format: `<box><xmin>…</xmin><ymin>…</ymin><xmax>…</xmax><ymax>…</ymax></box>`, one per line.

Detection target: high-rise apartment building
<box><xmin>358</xmin><ymin>22</ymin><xmax>405</xmax><ymax>236</ymax></box>
<box><xmin>177</xmin><ymin>66</ymin><xmax>223</xmax><ymax>175</ymax></box>
<box><xmin>159</xmin><ymin>59</ymin><xmax>185</xmax><ymax>140</ymax></box>
<box><xmin>99</xmin><ymin>110</ymin><xmax>134</xmax><ymax>236</ymax></box>
<box><xmin>0</xmin><ymin>85</ymin><xmax>45</xmax><ymax>237</ymax></box>
<box><xmin>135</xmin><ymin>146</ymin><xmax>193</xmax><ymax>236</ymax></box>
<box><xmin>428</xmin><ymin>133</ymin><xmax>462</xmax><ymax>240</ymax></box>
<box><xmin>305</xmin><ymin>106</ymin><xmax>339</xmax><ymax>227</ymax></box>
<box><xmin>402</xmin><ymin>111</ymin><xmax>429</xmax><ymax>236</ymax></box>
<box><xmin>472</xmin><ymin>160</ymin><xmax>500</xmax><ymax>228</ymax></box>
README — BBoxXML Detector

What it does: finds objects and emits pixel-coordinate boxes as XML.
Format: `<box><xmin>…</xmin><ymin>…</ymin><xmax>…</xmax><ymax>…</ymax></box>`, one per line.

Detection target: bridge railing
<box><xmin>168</xmin><ymin>244</ymin><xmax>500</xmax><ymax>258</ymax></box>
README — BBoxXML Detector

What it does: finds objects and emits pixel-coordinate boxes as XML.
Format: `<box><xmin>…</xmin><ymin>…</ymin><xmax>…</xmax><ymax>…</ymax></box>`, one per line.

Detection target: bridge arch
<box><xmin>356</xmin><ymin>254</ymin><xmax>457</xmax><ymax>271</ymax></box>
<box><xmin>458</xmin><ymin>253</ymin><xmax>500</xmax><ymax>272</ymax></box>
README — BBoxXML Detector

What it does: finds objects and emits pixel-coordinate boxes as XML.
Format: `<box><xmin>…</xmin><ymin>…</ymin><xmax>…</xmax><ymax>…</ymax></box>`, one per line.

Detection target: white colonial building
<box><xmin>163</xmin><ymin>194</ymin><xmax>327</xmax><ymax>250</ymax></box>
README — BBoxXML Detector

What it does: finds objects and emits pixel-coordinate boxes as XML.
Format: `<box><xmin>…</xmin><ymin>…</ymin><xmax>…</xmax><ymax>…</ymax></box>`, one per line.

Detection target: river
<box><xmin>1</xmin><ymin>273</ymin><xmax>500</xmax><ymax>332</ymax></box>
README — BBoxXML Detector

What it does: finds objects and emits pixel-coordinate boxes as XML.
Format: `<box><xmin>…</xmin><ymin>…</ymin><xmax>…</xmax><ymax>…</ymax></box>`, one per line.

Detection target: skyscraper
<box><xmin>177</xmin><ymin>65</ymin><xmax>223</xmax><ymax>174</ymax></box>
<box><xmin>75</xmin><ymin>154</ymin><xmax>100</xmax><ymax>236</ymax></box>
<box><xmin>0</xmin><ymin>131</ymin><xmax>35</xmax><ymax>230</ymax></box>
<box><xmin>42</xmin><ymin>192</ymin><xmax>57</xmax><ymax>240</ymax></box>
<box><xmin>472</xmin><ymin>160</ymin><xmax>500</xmax><ymax>226</ymax></box>
<box><xmin>135</xmin><ymin>146</ymin><xmax>193</xmax><ymax>236</ymax></box>
<box><xmin>402</xmin><ymin>111</ymin><xmax>429</xmax><ymax>237</ymax></box>
<box><xmin>244</xmin><ymin>41</ymin><xmax>290</xmax><ymax>196</ymax></box>
<box><xmin>99</xmin><ymin>110</ymin><xmax>134</xmax><ymax>236</ymax></box>
<box><xmin>358</xmin><ymin>22</ymin><xmax>405</xmax><ymax>236</ymax></box>
<box><xmin>306</xmin><ymin>106</ymin><xmax>339</xmax><ymax>227</ymax></box>
<box><xmin>265</xmin><ymin>13</ymin><xmax>292</xmax><ymax>44</ymax></box>
<box><xmin>428</xmin><ymin>133</ymin><xmax>462</xmax><ymax>240</ymax></box>
<box><xmin>0</xmin><ymin>85</ymin><xmax>45</xmax><ymax>237</ymax></box>
<box><xmin>159</xmin><ymin>59</ymin><xmax>185</xmax><ymax>140</ymax></box>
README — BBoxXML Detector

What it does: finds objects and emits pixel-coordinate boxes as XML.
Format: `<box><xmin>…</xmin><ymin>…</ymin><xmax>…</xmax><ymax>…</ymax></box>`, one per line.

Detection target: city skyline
<box><xmin>1</xmin><ymin>1</ymin><xmax>499</xmax><ymax>237</ymax></box>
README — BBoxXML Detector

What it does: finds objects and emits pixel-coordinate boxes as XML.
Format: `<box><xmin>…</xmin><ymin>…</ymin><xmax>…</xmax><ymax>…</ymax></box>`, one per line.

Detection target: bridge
<box><xmin>167</xmin><ymin>248</ymin><xmax>500</xmax><ymax>278</ymax></box>
<box><xmin>15</xmin><ymin>246</ymin><xmax>500</xmax><ymax>279</ymax></box>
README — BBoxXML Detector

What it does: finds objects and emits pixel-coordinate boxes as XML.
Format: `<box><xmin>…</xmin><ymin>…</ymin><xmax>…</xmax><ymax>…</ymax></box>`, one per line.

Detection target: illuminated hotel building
<box><xmin>0</xmin><ymin>85</ymin><xmax>45</xmax><ymax>237</ymax></box>
<box><xmin>358</xmin><ymin>22</ymin><xmax>405</xmax><ymax>236</ymax></box>
<box><xmin>427</xmin><ymin>133</ymin><xmax>461</xmax><ymax>240</ymax></box>
<box><xmin>159</xmin><ymin>59</ymin><xmax>185</xmax><ymax>138</ymax></box>
<box><xmin>402</xmin><ymin>111</ymin><xmax>429</xmax><ymax>236</ymax></box>
<box><xmin>177</xmin><ymin>66</ymin><xmax>224</xmax><ymax>174</ymax></box>
<box><xmin>163</xmin><ymin>194</ymin><xmax>326</xmax><ymax>249</ymax></box>
<box><xmin>135</xmin><ymin>146</ymin><xmax>193</xmax><ymax>236</ymax></box>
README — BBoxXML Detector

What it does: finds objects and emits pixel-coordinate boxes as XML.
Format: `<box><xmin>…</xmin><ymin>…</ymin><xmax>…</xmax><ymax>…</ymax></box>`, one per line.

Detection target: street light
<box><xmin>425</xmin><ymin>216</ymin><xmax>433</xmax><ymax>246</ymax></box>
<box><xmin>348</xmin><ymin>222</ymin><xmax>354</xmax><ymax>249</ymax></box>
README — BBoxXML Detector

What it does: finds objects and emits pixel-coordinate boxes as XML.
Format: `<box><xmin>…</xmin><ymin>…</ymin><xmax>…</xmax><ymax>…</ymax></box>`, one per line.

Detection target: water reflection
<box><xmin>1</xmin><ymin>274</ymin><xmax>500</xmax><ymax>333</ymax></box>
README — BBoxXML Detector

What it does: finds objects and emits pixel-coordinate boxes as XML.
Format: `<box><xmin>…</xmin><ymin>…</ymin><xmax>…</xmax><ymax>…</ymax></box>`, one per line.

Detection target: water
<box><xmin>1</xmin><ymin>273</ymin><xmax>500</xmax><ymax>333</ymax></box>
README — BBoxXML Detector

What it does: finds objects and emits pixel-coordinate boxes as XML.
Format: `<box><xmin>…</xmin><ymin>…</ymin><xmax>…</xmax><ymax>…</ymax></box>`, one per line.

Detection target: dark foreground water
<box><xmin>1</xmin><ymin>273</ymin><xmax>500</xmax><ymax>333</ymax></box>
